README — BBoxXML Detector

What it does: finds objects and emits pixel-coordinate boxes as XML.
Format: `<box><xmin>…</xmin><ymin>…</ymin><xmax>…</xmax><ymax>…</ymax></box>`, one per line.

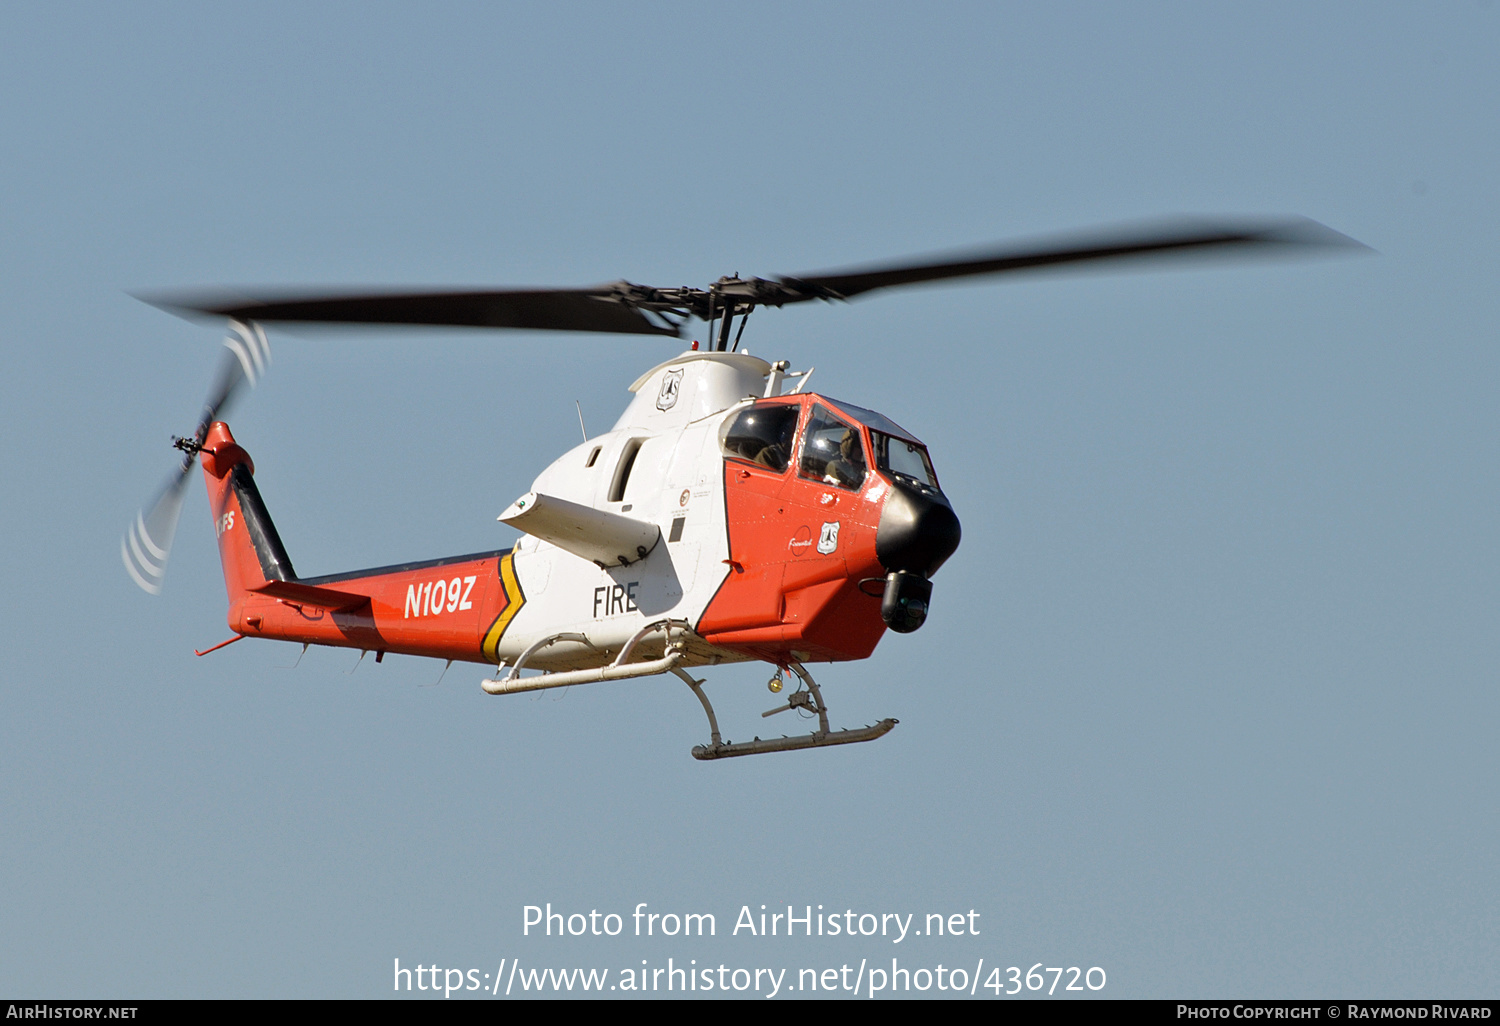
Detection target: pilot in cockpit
<box><xmin>820</xmin><ymin>427</ymin><xmax>863</xmax><ymax>488</ymax></box>
<box><xmin>801</xmin><ymin>415</ymin><xmax>866</xmax><ymax>490</ymax></box>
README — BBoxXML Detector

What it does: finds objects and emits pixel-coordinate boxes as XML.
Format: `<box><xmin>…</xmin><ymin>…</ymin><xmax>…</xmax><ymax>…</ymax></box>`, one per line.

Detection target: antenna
<box><xmin>575</xmin><ymin>400</ymin><xmax>588</xmax><ymax>443</ymax></box>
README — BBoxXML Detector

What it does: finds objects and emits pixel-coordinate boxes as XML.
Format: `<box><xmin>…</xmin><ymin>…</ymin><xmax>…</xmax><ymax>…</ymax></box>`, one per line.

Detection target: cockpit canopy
<box><xmin>822</xmin><ymin>399</ymin><xmax>941</xmax><ymax>491</ymax></box>
<box><xmin>718</xmin><ymin>395</ymin><xmax>942</xmax><ymax>493</ymax></box>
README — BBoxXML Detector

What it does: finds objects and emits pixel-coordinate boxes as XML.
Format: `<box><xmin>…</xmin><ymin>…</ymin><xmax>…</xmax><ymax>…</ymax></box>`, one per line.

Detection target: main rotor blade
<box><xmin>778</xmin><ymin>217</ymin><xmax>1368</xmax><ymax>302</ymax></box>
<box><xmin>144</xmin><ymin>287</ymin><xmax>683</xmax><ymax>337</ymax></box>
<box><xmin>138</xmin><ymin>216</ymin><xmax>1364</xmax><ymax>341</ymax></box>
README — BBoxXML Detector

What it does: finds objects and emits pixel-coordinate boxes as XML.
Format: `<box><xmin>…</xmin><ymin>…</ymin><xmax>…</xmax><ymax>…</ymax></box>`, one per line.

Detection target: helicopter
<box><xmin>123</xmin><ymin>217</ymin><xmax>1363</xmax><ymax>760</ymax></box>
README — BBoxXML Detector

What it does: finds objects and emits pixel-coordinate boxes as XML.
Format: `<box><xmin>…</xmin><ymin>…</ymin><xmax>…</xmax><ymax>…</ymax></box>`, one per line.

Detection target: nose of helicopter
<box><xmin>874</xmin><ymin>478</ymin><xmax>961</xmax><ymax>633</ymax></box>
<box><xmin>876</xmin><ymin>478</ymin><xmax>961</xmax><ymax>577</ymax></box>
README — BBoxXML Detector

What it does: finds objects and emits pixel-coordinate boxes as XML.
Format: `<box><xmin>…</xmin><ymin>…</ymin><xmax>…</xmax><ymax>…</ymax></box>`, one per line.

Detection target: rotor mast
<box><xmin>709</xmin><ymin>277</ymin><xmax>759</xmax><ymax>351</ymax></box>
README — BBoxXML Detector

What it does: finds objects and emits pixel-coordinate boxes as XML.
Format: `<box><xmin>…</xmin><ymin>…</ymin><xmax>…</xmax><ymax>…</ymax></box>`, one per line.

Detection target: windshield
<box><xmin>871</xmin><ymin>432</ymin><xmax>941</xmax><ymax>490</ymax></box>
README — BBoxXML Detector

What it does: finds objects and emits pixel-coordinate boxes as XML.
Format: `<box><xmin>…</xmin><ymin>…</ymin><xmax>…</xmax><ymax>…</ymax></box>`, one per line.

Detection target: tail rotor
<box><xmin>122</xmin><ymin>320</ymin><xmax>271</xmax><ymax>594</ymax></box>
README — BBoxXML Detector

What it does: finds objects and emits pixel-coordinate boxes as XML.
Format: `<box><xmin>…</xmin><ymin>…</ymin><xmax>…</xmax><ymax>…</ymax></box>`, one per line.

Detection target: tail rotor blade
<box><xmin>200</xmin><ymin>320</ymin><xmax>271</xmax><ymax>436</ymax></box>
<box><xmin>122</xmin><ymin>466</ymin><xmax>191</xmax><ymax>594</ymax></box>
<box><xmin>123</xmin><ymin>320</ymin><xmax>271</xmax><ymax>595</ymax></box>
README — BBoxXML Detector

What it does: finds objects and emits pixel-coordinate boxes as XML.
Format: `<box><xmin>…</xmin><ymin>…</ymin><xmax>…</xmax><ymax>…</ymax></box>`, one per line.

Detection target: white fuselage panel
<box><xmin>493</xmin><ymin>352</ymin><xmax>770</xmax><ymax>671</ymax></box>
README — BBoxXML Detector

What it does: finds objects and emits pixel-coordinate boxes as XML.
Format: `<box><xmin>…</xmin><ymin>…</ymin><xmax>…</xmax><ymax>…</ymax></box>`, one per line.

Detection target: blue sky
<box><xmin>1</xmin><ymin>2</ymin><xmax>1497</xmax><ymax>998</ymax></box>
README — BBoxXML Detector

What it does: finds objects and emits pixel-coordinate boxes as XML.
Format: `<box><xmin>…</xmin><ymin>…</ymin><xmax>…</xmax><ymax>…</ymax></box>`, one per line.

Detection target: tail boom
<box><xmin>202</xmin><ymin>422</ymin><xmax>524</xmax><ymax>664</ymax></box>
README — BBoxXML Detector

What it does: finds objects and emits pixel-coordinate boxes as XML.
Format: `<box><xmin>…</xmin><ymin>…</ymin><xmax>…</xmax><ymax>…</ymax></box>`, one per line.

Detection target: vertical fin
<box><xmin>199</xmin><ymin>422</ymin><xmax>296</xmax><ymax>603</ymax></box>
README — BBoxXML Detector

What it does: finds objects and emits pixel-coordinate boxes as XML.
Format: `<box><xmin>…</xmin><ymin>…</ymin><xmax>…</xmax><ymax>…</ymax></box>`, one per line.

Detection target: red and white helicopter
<box><xmin>124</xmin><ymin>218</ymin><xmax>1360</xmax><ymax>759</ymax></box>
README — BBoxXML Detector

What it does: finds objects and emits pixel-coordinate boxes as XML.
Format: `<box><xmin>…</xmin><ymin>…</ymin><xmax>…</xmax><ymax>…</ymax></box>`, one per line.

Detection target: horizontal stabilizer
<box><xmin>251</xmin><ymin>579</ymin><xmax>371</xmax><ymax>611</ymax></box>
<box><xmin>499</xmin><ymin>491</ymin><xmax>661</xmax><ymax>568</ymax></box>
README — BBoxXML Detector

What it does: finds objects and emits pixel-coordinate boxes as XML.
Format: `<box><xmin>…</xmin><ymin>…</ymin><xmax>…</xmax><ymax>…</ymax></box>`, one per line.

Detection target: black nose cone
<box><xmin>876</xmin><ymin>478</ymin><xmax>961</xmax><ymax>578</ymax></box>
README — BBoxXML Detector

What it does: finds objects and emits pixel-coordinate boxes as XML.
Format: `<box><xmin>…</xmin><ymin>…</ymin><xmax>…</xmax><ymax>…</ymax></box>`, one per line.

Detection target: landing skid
<box><xmin>674</xmin><ymin>662</ymin><xmax>897</xmax><ymax>761</ymax></box>
<box><xmin>480</xmin><ymin>624</ymin><xmax>896</xmax><ymax>760</ymax></box>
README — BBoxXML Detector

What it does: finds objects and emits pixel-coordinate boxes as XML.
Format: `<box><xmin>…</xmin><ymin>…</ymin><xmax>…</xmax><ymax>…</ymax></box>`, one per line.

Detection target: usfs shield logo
<box><xmin>817</xmin><ymin>521</ymin><xmax>840</xmax><ymax>555</ymax></box>
<box><xmin>656</xmin><ymin>368</ymin><xmax>685</xmax><ymax>411</ymax></box>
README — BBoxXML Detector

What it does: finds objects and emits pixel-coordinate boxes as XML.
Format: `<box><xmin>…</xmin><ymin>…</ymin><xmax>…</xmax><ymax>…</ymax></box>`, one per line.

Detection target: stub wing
<box><xmin>498</xmin><ymin>491</ymin><xmax>661</xmax><ymax>568</ymax></box>
<box><xmin>250</xmin><ymin>579</ymin><xmax>370</xmax><ymax>611</ymax></box>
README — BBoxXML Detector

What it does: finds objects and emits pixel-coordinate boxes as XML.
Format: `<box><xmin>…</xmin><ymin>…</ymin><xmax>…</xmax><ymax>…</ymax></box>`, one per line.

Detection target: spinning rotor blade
<box><xmin>122</xmin><ymin>322</ymin><xmax>271</xmax><ymax>595</ymax></box>
<box><xmin>145</xmin><ymin>287</ymin><xmax>683</xmax><ymax>337</ymax></box>
<box><xmin>123</xmin><ymin>467</ymin><xmax>191</xmax><ymax>595</ymax></box>
<box><xmin>137</xmin><ymin>217</ymin><xmax>1364</xmax><ymax>347</ymax></box>
<box><xmin>775</xmin><ymin>217</ymin><xmax>1368</xmax><ymax>302</ymax></box>
<box><xmin>201</xmin><ymin>319</ymin><xmax>272</xmax><ymax>419</ymax></box>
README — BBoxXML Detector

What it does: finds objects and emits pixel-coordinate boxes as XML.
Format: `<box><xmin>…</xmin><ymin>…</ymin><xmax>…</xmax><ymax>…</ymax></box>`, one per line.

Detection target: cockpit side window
<box><xmin>798</xmin><ymin>404</ymin><xmax>867</xmax><ymax>490</ymax></box>
<box><xmin>719</xmin><ymin>403</ymin><xmax>801</xmax><ymax>473</ymax></box>
<box><xmin>872</xmin><ymin>432</ymin><xmax>941</xmax><ymax>491</ymax></box>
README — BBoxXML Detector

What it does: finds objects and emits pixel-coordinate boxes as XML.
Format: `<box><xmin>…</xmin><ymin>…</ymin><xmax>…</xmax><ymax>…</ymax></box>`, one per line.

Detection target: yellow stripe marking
<box><xmin>481</xmin><ymin>553</ymin><xmax>526</xmax><ymax>662</ymax></box>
